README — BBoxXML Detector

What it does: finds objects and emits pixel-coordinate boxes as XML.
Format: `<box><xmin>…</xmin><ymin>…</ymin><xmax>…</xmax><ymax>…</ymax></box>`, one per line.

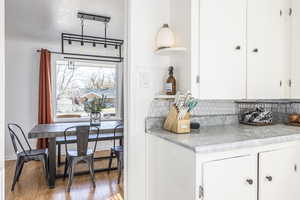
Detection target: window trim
<box><xmin>51</xmin><ymin>55</ymin><xmax>123</xmax><ymax>123</ymax></box>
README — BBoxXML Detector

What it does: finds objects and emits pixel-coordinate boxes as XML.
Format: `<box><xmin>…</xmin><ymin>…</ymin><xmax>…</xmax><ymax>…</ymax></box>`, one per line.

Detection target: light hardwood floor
<box><xmin>5</xmin><ymin>151</ymin><xmax>123</xmax><ymax>200</ymax></box>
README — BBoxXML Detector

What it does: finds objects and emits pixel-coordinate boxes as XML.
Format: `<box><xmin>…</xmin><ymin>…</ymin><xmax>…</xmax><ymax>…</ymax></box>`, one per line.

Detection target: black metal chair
<box><xmin>108</xmin><ymin>123</ymin><xmax>124</xmax><ymax>184</ymax></box>
<box><xmin>63</xmin><ymin>125</ymin><xmax>100</xmax><ymax>192</ymax></box>
<box><xmin>8</xmin><ymin>123</ymin><xmax>48</xmax><ymax>191</ymax></box>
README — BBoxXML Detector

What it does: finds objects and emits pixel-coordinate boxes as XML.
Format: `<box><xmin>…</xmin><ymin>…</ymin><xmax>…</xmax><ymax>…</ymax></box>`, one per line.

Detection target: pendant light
<box><xmin>156</xmin><ymin>24</ymin><xmax>175</xmax><ymax>50</ymax></box>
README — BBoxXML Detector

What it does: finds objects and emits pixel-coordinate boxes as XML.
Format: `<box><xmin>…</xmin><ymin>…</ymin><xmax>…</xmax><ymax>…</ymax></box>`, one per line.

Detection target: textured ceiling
<box><xmin>5</xmin><ymin>0</ymin><xmax>125</xmax><ymax>43</ymax></box>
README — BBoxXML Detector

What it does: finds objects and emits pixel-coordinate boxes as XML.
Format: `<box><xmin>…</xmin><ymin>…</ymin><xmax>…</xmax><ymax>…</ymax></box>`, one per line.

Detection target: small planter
<box><xmin>90</xmin><ymin>112</ymin><xmax>102</xmax><ymax>126</ymax></box>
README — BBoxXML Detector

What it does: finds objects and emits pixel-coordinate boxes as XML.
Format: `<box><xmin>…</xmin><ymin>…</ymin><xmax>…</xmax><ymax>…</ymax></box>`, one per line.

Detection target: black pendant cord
<box><xmin>81</xmin><ymin>18</ymin><xmax>84</xmax><ymax>46</ymax></box>
<box><xmin>104</xmin><ymin>22</ymin><xmax>107</xmax><ymax>48</ymax></box>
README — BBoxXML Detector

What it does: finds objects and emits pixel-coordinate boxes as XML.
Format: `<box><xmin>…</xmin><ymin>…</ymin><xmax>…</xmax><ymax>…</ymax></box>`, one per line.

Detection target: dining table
<box><xmin>28</xmin><ymin>120</ymin><xmax>123</xmax><ymax>188</ymax></box>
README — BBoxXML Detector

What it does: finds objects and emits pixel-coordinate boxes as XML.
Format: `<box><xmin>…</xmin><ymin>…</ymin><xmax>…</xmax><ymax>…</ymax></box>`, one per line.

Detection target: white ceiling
<box><xmin>5</xmin><ymin>0</ymin><xmax>125</xmax><ymax>43</ymax></box>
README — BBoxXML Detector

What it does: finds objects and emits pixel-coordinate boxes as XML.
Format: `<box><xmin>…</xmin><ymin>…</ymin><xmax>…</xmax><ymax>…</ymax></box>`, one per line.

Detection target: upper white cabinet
<box><xmin>203</xmin><ymin>155</ymin><xmax>257</xmax><ymax>200</ymax></box>
<box><xmin>196</xmin><ymin>0</ymin><xmax>292</xmax><ymax>99</ymax></box>
<box><xmin>291</xmin><ymin>0</ymin><xmax>300</xmax><ymax>98</ymax></box>
<box><xmin>199</xmin><ymin>0</ymin><xmax>247</xmax><ymax>99</ymax></box>
<box><xmin>247</xmin><ymin>0</ymin><xmax>290</xmax><ymax>99</ymax></box>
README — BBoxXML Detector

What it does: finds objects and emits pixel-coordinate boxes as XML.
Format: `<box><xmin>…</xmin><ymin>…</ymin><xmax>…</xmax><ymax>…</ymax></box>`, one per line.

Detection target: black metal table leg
<box><xmin>57</xmin><ymin>143</ymin><xmax>61</xmax><ymax>166</ymax></box>
<box><xmin>120</xmin><ymin>137</ymin><xmax>123</xmax><ymax>146</ymax></box>
<box><xmin>48</xmin><ymin>138</ymin><xmax>56</xmax><ymax>188</ymax></box>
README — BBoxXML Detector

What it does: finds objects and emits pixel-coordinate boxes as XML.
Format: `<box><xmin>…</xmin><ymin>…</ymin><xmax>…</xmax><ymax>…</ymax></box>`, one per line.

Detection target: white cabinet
<box><xmin>202</xmin><ymin>148</ymin><xmax>300</xmax><ymax>200</ymax></box>
<box><xmin>196</xmin><ymin>0</ymin><xmax>291</xmax><ymax>99</ymax></box>
<box><xmin>247</xmin><ymin>0</ymin><xmax>290</xmax><ymax>99</ymax></box>
<box><xmin>291</xmin><ymin>0</ymin><xmax>300</xmax><ymax>98</ymax></box>
<box><xmin>147</xmin><ymin>134</ymin><xmax>300</xmax><ymax>200</ymax></box>
<box><xmin>259</xmin><ymin>148</ymin><xmax>300</xmax><ymax>200</ymax></box>
<box><xmin>203</xmin><ymin>155</ymin><xmax>257</xmax><ymax>200</ymax></box>
<box><xmin>199</xmin><ymin>0</ymin><xmax>247</xmax><ymax>99</ymax></box>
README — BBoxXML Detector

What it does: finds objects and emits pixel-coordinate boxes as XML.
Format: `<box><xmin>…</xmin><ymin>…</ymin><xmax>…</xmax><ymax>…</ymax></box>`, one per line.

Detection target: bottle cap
<box><xmin>168</xmin><ymin>66</ymin><xmax>174</xmax><ymax>75</ymax></box>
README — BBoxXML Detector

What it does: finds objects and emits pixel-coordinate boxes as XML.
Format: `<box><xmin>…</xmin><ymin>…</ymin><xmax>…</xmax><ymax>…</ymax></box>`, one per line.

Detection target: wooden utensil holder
<box><xmin>164</xmin><ymin>105</ymin><xmax>191</xmax><ymax>134</ymax></box>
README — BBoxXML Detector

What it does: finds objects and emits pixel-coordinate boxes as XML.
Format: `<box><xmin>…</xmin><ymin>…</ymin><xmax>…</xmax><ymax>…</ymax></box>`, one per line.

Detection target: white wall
<box><xmin>126</xmin><ymin>0</ymin><xmax>170</xmax><ymax>199</ymax></box>
<box><xmin>5</xmin><ymin>39</ymin><xmax>55</xmax><ymax>160</ymax></box>
<box><xmin>0</xmin><ymin>0</ymin><xmax>5</xmax><ymax>198</ymax></box>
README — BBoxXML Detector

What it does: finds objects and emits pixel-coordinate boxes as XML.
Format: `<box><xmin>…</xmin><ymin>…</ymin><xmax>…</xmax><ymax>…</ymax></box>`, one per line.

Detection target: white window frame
<box><xmin>51</xmin><ymin>54</ymin><xmax>123</xmax><ymax>123</ymax></box>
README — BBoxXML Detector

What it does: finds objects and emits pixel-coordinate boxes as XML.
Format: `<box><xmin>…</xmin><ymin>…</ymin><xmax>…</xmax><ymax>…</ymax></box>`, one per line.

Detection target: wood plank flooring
<box><xmin>5</xmin><ymin>151</ymin><xmax>123</xmax><ymax>200</ymax></box>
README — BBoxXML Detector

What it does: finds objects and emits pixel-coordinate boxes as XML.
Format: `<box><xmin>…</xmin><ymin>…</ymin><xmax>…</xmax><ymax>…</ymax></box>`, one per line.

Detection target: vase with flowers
<box><xmin>84</xmin><ymin>95</ymin><xmax>107</xmax><ymax>126</ymax></box>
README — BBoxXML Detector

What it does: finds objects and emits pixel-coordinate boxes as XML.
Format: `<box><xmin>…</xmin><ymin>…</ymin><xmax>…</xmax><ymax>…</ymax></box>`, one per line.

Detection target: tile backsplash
<box><xmin>146</xmin><ymin>99</ymin><xmax>300</xmax><ymax>131</ymax></box>
<box><xmin>146</xmin><ymin>99</ymin><xmax>238</xmax><ymax>131</ymax></box>
<box><xmin>147</xmin><ymin>99</ymin><xmax>238</xmax><ymax>117</ymax></box>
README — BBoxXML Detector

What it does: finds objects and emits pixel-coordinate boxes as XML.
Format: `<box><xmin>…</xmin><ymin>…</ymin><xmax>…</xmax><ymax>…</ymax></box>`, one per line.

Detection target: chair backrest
<box><xmin>63</xmin><ymin>126</ymin><xmax>100</xmax><ymax>156</ymax></box>
<box><xmin>7</xmin><ymin>123</ymin><xmax>32</xmax><ymax>156</ymax></box>
<box><xmin>113</xmin><ymin>123</ymin><xmax>124</xmax><ymax>148</ymax></box>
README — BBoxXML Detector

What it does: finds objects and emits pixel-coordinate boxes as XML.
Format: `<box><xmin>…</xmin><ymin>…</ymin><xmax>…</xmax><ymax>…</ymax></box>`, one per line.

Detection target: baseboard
<box><xmin>5</xmin><ymin>155</ymin><xmax>16</xmax><ymax>161</ymax></box>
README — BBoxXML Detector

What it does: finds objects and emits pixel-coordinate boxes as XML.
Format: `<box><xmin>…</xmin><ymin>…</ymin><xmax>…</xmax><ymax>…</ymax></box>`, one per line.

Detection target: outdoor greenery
<box><xmin>83</xmin><ymin>95</ymin><xmax>107</xmax><ymax>113</ymax></box>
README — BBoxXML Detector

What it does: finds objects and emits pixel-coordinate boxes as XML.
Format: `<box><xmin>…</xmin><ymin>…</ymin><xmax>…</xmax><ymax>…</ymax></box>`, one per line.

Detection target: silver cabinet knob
<box><xmin>246</xmin><ymin>179</ymin><xmax>254</xmax><ymax>185</ymax></box>
<box><xmin>266</xmin><ymin>176</ymin><xmax>273</xmax><ymax>182</ymax></box>
<box><xmin>253</xmin><ymin>48</ymin><xmax>258</xmax><ymax>53</ymax></box>
<box><xmin>235</xmin><ymin>45</ymin><xmax>241</xmax><ymax>50</ymax></box>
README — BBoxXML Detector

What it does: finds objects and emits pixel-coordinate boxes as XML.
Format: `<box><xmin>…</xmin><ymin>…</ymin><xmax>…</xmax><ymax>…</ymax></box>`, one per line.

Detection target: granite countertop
<box><xmin>147</xmin><ymin>124</ymin><xmax>300</xmax><ymax>153</ymax></box>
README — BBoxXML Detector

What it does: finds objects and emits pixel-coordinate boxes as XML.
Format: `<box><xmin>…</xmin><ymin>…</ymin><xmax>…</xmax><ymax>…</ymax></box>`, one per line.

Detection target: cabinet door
<box><xmin>203</xmin><ymin>155</ymin><xmax>257</xmax><ymax>200</ymax></box>
<box><xmin>199</xmin><ymin>0</ymin><xmax>247</xmax><ymax>99</ymax></box>
<box><xmin>259</xmin><ymin>147</ymin><xmax>300</xmax><ymax>200</ymax></box>
<box><xmin>291</xmin><ymin>0</ymin><xmax>300</xmax><ymax>98</ymax></box>
<box><xmin>247</xmin><ymin>0</ymin><xmax>290</xmax><ymax>99</ymax></box>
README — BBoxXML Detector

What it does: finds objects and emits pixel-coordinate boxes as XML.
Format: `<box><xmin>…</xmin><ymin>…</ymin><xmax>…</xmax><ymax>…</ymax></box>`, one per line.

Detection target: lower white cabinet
<box><xmin>259</xmin><ymin>148</ymin><xmax>300</xmax><ymax>200</ymax></box>
<box><xmin>202</xmin><ymin>148</ymin><xmax>300</xmax><ymax>200</ymax></box>
<box><xmin>203</xmin><ymin>155</ymin><xmax>257</xmax><ymax>200</ymax></box>
<box><xmin>146</xmin><ymin>134</ymin><xmax>300</xmax><ymax>200</ymax></box>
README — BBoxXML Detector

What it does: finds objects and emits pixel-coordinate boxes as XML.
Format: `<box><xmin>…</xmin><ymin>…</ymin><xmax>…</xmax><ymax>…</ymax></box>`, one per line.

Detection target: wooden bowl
<box><xmin>288</xmin><ymin>114</ymin><xmax>300</xmax><ymax>123</ymax></box>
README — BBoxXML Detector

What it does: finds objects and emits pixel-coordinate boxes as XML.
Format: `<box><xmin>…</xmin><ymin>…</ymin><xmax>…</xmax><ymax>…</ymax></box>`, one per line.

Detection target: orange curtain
<box><xmin>37</xmin><ymin>49</ymin><xmax>53</xmax><ymax>149</ymax></box>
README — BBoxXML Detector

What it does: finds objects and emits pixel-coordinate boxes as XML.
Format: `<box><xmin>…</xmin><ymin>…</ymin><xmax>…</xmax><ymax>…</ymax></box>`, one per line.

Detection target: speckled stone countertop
<box><xmin>147</xmin><ymin>124</ymin><xmax>300</xmax><ymax>153</ymax></box>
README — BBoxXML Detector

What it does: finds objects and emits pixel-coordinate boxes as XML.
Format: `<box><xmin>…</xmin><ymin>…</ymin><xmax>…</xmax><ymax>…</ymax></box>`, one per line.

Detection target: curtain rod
<box><xmin>36</xmin><ymin>49</ymin><xmax>63</xmax><ymax>55</ymax></box>
<box><xmin>36</xmin><ymin>49</ymin><xmax>123</xmax><ymax>63</ymax></box>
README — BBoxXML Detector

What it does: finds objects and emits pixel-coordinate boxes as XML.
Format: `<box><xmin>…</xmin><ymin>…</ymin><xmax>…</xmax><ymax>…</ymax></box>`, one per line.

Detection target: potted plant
<box><xmin>84</xmin><ymin>95</ymin><xmax>107</xmax><ymax>126</ymax></box>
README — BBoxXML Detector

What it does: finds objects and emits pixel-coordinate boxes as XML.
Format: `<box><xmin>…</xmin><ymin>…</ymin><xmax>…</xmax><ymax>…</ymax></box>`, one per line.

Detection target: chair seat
<box><xmin>111</xmin><ymin>146</ymin><xmax>123</xmax><ymax>153</ymax></box>
<box><xmin>19</xmin><ymin>148</ymin><xmax>47</xmax><ymax>157</ymax></box>
<box><xmin>67</xmin><ymin>149</ymin><xmax>94</xmax><ymax>157</ymax></box>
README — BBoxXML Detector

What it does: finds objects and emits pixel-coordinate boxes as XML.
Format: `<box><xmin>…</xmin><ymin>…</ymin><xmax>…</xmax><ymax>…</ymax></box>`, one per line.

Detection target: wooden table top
<box><xmin>28</xmin><ymin>121</ymin><xmax>123</xmax><ymax>139</ymax></box>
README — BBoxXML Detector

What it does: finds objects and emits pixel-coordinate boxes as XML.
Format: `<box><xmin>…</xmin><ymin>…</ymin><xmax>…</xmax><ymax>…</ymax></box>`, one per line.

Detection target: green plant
<box><xmin>84</xmin><ymin>95</ymin><xmax>107</xmax><ymax>113</ymax></box>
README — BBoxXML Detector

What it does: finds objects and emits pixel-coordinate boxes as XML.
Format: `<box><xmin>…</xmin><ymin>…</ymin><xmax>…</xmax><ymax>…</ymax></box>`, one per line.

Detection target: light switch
<box><xmin>139</xmin><ymin>71</ymin><xmax>150</xmax><ymax>88</ymax></box>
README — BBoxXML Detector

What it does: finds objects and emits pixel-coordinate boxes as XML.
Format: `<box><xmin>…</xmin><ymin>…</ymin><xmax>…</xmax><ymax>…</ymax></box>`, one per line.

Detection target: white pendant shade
<box><xmin>156</xmin><ymin>24</ymin><xmax>175</xmax><ymax>49</ymax></box>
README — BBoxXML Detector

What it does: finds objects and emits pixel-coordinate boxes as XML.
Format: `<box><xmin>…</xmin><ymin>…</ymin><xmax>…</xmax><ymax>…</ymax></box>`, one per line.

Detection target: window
<box><xmin>53</xmin><ymin>60</ymin><xmax>121</xmax><ymax>121</ymax></box>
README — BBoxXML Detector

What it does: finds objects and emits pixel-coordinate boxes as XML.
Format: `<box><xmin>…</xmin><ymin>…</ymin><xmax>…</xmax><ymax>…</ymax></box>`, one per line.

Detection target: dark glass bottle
<box><xmin>165</xmin><ymin>66</ymin><xmax>176</xmax><ymax>95</ymax></box>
